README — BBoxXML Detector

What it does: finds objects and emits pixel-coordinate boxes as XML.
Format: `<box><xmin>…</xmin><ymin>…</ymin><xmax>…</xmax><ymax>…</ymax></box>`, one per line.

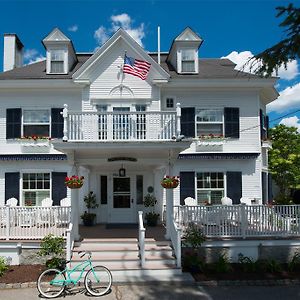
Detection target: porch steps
<box><xmin>71</xmin><ymin>237</ymin><xmax>192</xmax><ymax>282</ymax></box>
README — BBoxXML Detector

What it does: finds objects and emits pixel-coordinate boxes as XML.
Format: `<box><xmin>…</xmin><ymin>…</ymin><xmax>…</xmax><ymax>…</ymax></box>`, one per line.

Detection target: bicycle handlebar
<box><xmin>78</xmin><ymin>251</ymin><xmax>92</xmax><ymax>259</ymax></box>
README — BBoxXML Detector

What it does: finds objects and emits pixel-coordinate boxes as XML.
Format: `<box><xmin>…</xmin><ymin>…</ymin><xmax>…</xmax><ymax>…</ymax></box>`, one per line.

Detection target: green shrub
<box><xmin>182</xmin><ymin>223</ymin><xmax>206</xmax><ymax>250</ymax></box>
<box><xmin>256</xmin><ymin>259</ymin><xmax>282</xmax><ymax>273</ymax></box>
<box><xmin>238</xmin><ymin>253</ymin><xmax>257</xmax><ymax>273</ymax></box>
<box><xmin>0</xmin><ymin>257</ymin><xmax>8</xmax><ymax>277</ymax></box>
<box><xmin>215</xmin><ymin>253</ymin><xmax>232</xmax><ymax>273</ymax></box>
<box><xmin>288</xmin><ymin>252</ymin><xmax>300</xmax><ymax>272</ymax></box>
<box><xmin>39</xmin><ymin>234</ymin><xmax>65</xmax><ymax>269</ymax></box>
<box><xmin>182</xmin><ymin>252</ymin><xmax>205</xmax><ymax>273</ymax></box>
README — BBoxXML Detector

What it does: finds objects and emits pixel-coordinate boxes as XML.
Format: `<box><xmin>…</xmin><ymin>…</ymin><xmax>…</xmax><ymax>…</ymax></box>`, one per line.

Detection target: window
<box><xmin>181</xmin><ymin>49</ymin><xmax>195</xmax><ymax>72</ymax></box>
<box><xmin>136</xmin><ymin>105</ymin><xmax>146</xmax><ymax>139</ymax></box>
<box><xmin>166</xmin><ymin>98</ymin><xmax>174</xmax><ymax>109</ymax></box>
<box><xmin>50</xmin><ymin>50</ymin><xmax>65</xmax><ymax>73</ymax></box>
<box><xmin>97</xmin><ymin>105</ymin><xmax>108</xmax><ymax>140</ymax></box>
<box><xmin>196</xmin><ymin>109</ymin><xmax>223</xmax><ymax>137</ymax></box>
<box><xmin>196</xmin><ymin>172</ymin><xmax>224</xmax><ymax>205</ymax></box>
<box><xmin>22</xmin><ymin>173</ymin><xmax>50</xmax><ymax>206</ymax></box>
<box><xmin>23</xmin><ymin>109</ymin><xmax>50</xmax><ymax>137</ymax></box>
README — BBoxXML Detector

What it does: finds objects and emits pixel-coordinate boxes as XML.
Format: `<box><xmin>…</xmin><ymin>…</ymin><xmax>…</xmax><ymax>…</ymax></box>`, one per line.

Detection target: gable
<box><xmin>73</xmin><ymin>29</ymin><xmax>169</xmax><ymax>83</ymax></box>
<box><xmin>43</xmin><ymin>28</ymin><xmax>70</xmax><ymax>42</ymax></box>
<box><xmin>87</xmin><ymin>38</ymin><xmax>159</xmax><ymax>100</ymax></box>
<box><xmin>175</xmin><ymin>27</ymin><xmax>202</xmax><ymax>42</ymax></box>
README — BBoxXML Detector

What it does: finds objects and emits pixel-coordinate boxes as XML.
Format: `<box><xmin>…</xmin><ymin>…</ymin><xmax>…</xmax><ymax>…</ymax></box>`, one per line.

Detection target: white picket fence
<box><xmin>168</xmin><ymin>204</ymin><xmax>300</xmax><ymax>238</ymax></box>
<box><xmin>0</xmin><ymin>206</ymin><xmax>71</xmax><ymax>240</ymax></box>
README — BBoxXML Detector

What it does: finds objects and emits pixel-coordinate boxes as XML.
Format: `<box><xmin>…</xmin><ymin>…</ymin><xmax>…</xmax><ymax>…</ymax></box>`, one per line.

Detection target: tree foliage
<box><xmin>247</xmin><ymin>4</ymin><xmax>300</xmax><ymax>77</ymax></box>
<box><xmin>269</xmin><ymin>124</ymin><xmax>300</xmax><ymax>203</ymax></box>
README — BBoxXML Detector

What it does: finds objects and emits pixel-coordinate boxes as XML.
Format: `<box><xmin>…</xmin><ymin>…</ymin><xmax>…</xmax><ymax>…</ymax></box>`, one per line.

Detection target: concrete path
<box><xmin>0</xmin><ymin>283</ymin><xmax>300</xmax><ymax>300</ymax></box>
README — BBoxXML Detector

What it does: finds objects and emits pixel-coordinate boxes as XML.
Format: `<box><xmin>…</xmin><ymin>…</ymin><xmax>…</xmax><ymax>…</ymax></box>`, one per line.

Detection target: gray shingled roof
<box><xmin>0</xmin><ymin>52</ymin><xmax>259</xmax><ymax>80</ymax></box>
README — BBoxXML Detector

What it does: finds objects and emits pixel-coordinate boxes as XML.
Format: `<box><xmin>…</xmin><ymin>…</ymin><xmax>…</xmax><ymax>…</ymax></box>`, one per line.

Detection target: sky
<box><xmin>0</xmin><ymin>0</ymin><xmax>299</xmax><ymax>130</ymax></box>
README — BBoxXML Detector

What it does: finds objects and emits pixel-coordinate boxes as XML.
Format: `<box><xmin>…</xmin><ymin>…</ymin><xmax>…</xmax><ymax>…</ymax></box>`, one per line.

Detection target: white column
<box><xmin>70</xmin><ymin>165</ymin><xmax>80</xmax><ymax>240</ymax></box>
<box><xmin>61</xmin><ymin>104</ymin><xmax>68</xmax><ymax>142</ymax></box>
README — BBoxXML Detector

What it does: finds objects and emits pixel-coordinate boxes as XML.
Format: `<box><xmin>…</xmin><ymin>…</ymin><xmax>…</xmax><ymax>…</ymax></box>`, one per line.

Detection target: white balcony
<box><xmin>61</xmin><ymin>104</ymin><xmax>181</xmax><ymax>142</ymax></box>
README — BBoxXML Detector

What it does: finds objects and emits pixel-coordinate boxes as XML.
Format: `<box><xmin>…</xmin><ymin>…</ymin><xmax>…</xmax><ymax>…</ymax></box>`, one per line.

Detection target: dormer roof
<box><xmin>174</xmin><ymin>27</ymin><xmax>203</xmax><ymax>43</ymax></box>
<box><xmin>42</xmin><ymin>27</ymin><xmax>71</xmax><ymax>45</ymax></box>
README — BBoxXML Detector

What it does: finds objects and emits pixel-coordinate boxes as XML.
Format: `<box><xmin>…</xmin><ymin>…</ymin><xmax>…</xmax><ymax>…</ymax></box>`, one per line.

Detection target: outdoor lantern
<box><xmin>119</xmin><ymin>165</ymin><xmax>126</xmax><ymax>177</ymax></box>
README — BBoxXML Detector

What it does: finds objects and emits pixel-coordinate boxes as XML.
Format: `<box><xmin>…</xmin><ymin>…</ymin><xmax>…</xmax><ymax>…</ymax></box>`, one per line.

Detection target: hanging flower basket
<box><xmin>65</xmin><ymin>176</ymin><xmax>84</xmax><ymax>189</ymax></box>
<box><xmin>161</xmin><ymin>176</ymin><xmax>180</xmax><ymax>189</ymax></box>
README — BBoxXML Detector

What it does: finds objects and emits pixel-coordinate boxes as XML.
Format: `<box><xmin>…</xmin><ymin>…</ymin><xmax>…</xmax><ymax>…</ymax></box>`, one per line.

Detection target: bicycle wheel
<box><xmin>37</xmin><ymin>268</ymin><xmax>66</xmax><ymax>298</ymax></box>
<box><xmin>84</xmin><ymin>265</ymin><xmax>112</xmax><ymax>296</ymax></box>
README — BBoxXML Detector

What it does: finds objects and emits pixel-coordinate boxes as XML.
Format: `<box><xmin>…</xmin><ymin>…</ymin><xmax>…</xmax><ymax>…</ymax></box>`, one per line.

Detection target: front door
<box><xmin>108</xmin><ymin>176</ymin><xmax>135</xmax><ymax>223</ymax></box>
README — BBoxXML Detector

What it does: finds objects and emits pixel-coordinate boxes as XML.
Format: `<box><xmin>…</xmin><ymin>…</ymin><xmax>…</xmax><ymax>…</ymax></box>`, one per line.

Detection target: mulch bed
<box><xmin>189</xmin><ymin>264</ymin><xmax>300</xmax><ymax>281</ymax></box>
<box><xmin>0</xmin><ymin>265</ymin><xmax>45</xmax><ymax>284</ymax></box>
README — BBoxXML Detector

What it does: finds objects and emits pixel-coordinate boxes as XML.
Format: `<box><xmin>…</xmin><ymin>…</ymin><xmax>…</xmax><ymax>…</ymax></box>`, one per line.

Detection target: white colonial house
<box><xmin>0</xmin><ymin>27</ymin><xmax>288</xmax><ymax>278</ymax></box>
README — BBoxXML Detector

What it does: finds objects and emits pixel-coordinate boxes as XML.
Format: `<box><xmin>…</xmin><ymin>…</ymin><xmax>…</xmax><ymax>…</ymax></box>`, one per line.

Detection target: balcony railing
<box><xmin>61</xmin><ymin>104</ymin><xmax>181</xmax><ymax>142</ymax></box>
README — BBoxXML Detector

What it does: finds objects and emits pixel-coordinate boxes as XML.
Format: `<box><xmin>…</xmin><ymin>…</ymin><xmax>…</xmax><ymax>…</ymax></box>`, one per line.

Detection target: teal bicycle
<box><xmin>37</xmin><ymin>251</ymin><xmax>112</xmax><ymax>298</ymax></box>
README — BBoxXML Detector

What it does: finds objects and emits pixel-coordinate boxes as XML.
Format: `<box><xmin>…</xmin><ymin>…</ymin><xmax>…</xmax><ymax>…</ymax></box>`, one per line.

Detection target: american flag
<box><xmin>123</xmin><ymin>54</ymin><xmax>151</xmax><ymax>80</ymax></box>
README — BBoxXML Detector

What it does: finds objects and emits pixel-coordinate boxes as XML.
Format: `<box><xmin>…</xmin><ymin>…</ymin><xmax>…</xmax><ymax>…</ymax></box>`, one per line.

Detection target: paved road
<box><xmin>0</xmin><ymin>284</ymin><xmax>299</xmax><ymax>300</ymax></box>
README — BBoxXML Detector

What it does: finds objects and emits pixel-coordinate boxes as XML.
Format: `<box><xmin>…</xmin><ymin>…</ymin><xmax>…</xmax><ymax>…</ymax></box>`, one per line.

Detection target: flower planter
<box><xmin>66</xmin><ymin>183</ymin><xmax>83</xmax><ymax>189</ymax></box>
<box><xmin>161</xmin><ymin>182</ymin><xmax>179</xmax><ymax>189</ymax></box>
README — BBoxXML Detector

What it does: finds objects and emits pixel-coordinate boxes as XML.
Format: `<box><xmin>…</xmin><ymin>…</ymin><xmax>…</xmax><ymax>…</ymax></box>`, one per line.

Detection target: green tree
<box><xmin>248</xmin><ymin>4</ymin><xmax>300</xmax><ymax>77</ymax></box>
<box><xmin>269</xmin><ymin>124</ymin><xmax>300</xmax><ymax>203</ymax></box>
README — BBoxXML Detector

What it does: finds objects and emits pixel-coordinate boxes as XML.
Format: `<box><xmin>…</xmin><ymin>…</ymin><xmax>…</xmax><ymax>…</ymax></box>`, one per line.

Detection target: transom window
<box><xmin>181</xmin><ymin>49</ymin><xmax>195</xmax><ymax>72</ymax></box>
<box><xmin>197</xmin><ymin>172</ymin><xmax>224</xmax><ymax>205</ymax></box>
<box><xmin>22</xmin><ymin>173</ymin><xmax>50</xmax><ymax>206</ymax></box>
<box><xmin>50</xmin><ymin>50</ymin><xmax>65</xmax><ymax>73</ymax></box>
<box><xmin>23</xmin><ymin>109</ymin><xmax>50</xmax><ymax>137</ymax></box>
<box><xmin>196</xmin><ymin>109</ymin><xmax>223</xmax><ymax>137</ymax></box>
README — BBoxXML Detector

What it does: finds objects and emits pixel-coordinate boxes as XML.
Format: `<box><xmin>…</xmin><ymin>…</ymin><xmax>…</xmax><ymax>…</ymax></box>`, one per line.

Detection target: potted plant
<box><xmin>65</xmin><ymin>175</ymin><xmax>84</xmax><ymax>189</ymax></box>
<box><xmin>143</xmin><ymin>193</ymin><xmax>160</xmax><ymax>226</ymax></box>
<box><xmin>80</xmin><ymin>191</ymin><xmax>98</xmax><ymax>226</ymax></box>
<box><xmin>161</xmin><ymin>176</ymin><xmax>180</xmax><ymax>189</ymax></box>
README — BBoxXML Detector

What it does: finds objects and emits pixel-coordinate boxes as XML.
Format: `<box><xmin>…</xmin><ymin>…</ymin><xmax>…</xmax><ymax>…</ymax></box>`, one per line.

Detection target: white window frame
<box><xmin>164</xmin><ymin>96</ymin><xmax>176</xmax><ymax>110</ymax></box>
<box><xmin>195</xmin><ymin>108</ymin><xmax>224</xmax><ymax>137</ymax></box>
<box><xmin>21</xmin><ymin>171</ymin><xmax>51</xmax><ymax>206</ymax></box>
<box><xmin>22</xmin><ymin>109</ymin><xmax>51</xmax><ymax>137</ymax></box>
<box><xmin>196</xmin><ymin>172</ymin><xmax>226</xmax><ymax>205</ymax></box>
<box><xmin>181</xmin><ymin>49</ymin><xmax>196</xmax><ymax>73</ymax></box>
<box><xmin>50</xmin><ymin>49</ymin><xmax>65</xmax><ymax>74</ymax></box>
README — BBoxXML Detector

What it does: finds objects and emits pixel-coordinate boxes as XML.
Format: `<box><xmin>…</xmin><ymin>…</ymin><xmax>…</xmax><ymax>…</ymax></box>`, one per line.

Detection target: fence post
<box><xmin>5</xmin><ymin>205</ymin><xmax>10</xmax><ymax>240</ymax></box>
<box><xmin>240</xmin><ymin>203</ymin><xmax>247</xmax><ymax>239</ymax></box>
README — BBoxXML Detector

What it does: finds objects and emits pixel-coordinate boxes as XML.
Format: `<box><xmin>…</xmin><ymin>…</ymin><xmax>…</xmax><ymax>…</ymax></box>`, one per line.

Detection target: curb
<box><xmin>197</xmin><ymin>279</ymin><xmax>300</xmax><ymax>286</ymax></box>
<box><xmin>1</xmin><ymin>279</ymin><xmax>300</xmax><ymax>289</ymax></box>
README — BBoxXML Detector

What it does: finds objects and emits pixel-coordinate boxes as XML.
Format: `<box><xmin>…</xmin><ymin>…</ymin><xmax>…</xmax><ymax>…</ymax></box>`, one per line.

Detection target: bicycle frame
<box><xmin>51</xmin><ymin>259</ymin><xmax>99</xmax><ymax>286</ymax></box>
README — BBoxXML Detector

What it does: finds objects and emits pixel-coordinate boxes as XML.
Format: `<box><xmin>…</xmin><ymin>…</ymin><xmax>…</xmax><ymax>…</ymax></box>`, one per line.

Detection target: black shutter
<box><xmin>51</xmin><ymin>108</ymin><xmax>64</xmax><ymax>138</ymax></box>
<box><xmin>181</xmin><ymin>107</ymin><xmax>195</xmax><ymax>138</ymax></box>
<box><xmin>100</xmin><ymin>176</ymin><xmax>108</xmax><ymax>204</ymax></box>
<box><xmin>5</xmin><ymin>172</ymin><xmax>20</xmax><ymax>205</ymax></box>
<box><xmin>265</xmin><ymin>115</ymin><xmax>269</xmax><ymax>139</ymax></box>
<box><xmin>52</xmin><ymin>172</ymin><xmax>67</xmax><ymax>206</ymax></box>
<box><xmin>262</xmin><ymin>172</ymin><xmax>267</xmax><ymax>204</ymax></box>
<box><xmin>260</xmin><ymin>109</ymin><xmax>267</xmax><ymax>140</ymax></box>
<box><xmin>226</xmin><ymin>171</ymin><xmax>242</xmax><ymax>204</ymax></box>
<box><xmin>224</xmin><ymin>107</ymin><xmax>240</xmax><ymax>138</ymax></box>
<box><xmin>6</xmin><ymin>108</ymin><xmax>21</xmax><ymax>139</ymax></box>
<box><xmin>268</xmin><ymin>173</ymin><xmax>273</xmax><ymax>203</ymax></box>
<box><xmin>180</xmin><ymin>172</ymin><xmax>195</xmax><ymax>205</ymax></box>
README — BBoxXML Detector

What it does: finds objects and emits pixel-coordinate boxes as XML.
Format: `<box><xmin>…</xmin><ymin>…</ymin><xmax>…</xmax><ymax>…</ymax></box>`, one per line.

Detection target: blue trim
<box><xmin>0</xmin><ymin>154</ymin><xmax>67</xmax><ymax>161</ymax></box>
<box><xmin>178</xmin><ymin>153</ymin><xmax>259</xmax><ymax>160</ymax></box>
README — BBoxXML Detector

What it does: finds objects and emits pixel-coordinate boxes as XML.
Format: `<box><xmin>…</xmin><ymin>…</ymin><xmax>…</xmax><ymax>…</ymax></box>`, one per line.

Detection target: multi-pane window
<box><xmin>197</xmin><ymin>172</ymin><xmax>224</xmax><ymax>205</ymax></box>
<box><xmin>166</xmin><ymin>98</ymin><xmax>174</xmax><ymax>108</ymax></box>
<box><xmin>22</xmin><ymin>173</ymin><xmax>50</xmax><ymax>206</ymax></box>
<box><xmin>181</xmin><ymin>49</ymin><xmax>195</xmax><ymax>72</ymax></box>
<box><xmin>97</xmin><ymin>105</ymin><xmax>108</xmax><ymax>140</ymax></box>
<box><xmin>50</xmin><ymin>50</ymin><xmax>65</xmax><ymax>73</ymax></box>
<box><xmin>23</xmin><ymin>110</ymin><xmax>50</xmax><ymax>137</ymax></box>
<box><xmin>196</xmin><ymin>109</ymin><xmax>223</xmax><ymax>137</ymax></box>
<box><xmin>136</xmin><ymin>105</ymin><xmax>146</xmax><ymax>140</ymax></box>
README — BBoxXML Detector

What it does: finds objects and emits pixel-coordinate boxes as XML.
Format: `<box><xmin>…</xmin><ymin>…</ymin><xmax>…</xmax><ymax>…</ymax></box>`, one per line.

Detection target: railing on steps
<box><xmin>170</xmin><ymin>218</ymin><xmax>182</xmax><ymax>268</ymax></box>
<box><xmin>66</xmin><ymin>223</ymin><xmax>74</xmax><ymax>262</ymax></box>
<box><xmin>138</xmin><ymin>211</ymin><xmax>146</xmax><ymax>268</ymax></box>
<box><xmin>0</xmin><ymin>206</ymin><xmax>71</xmax><ymax>240</ymax></box>
<box><xmin>168</xmin><ymin>204</ymin><xmax>300</xmax><ymax>238</ymax></box>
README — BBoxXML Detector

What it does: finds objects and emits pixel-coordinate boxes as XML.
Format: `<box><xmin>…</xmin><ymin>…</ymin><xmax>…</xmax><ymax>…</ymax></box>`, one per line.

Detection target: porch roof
<box><xmin>0</xmin><ymin>154</ymin><xmax>67</xmax><ymax>161</ymax></box>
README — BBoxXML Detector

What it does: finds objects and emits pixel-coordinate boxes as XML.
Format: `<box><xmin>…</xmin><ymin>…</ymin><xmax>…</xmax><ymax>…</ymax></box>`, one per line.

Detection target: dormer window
<box><xmin>181</xmin><ymin>49</ymin><xmax>195</xmax><ymax>72</ymax></box>
<box><xmin>50</xmin><ymin>50</ymin><xmax>65</xmax><ymax>73</ymax></box>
